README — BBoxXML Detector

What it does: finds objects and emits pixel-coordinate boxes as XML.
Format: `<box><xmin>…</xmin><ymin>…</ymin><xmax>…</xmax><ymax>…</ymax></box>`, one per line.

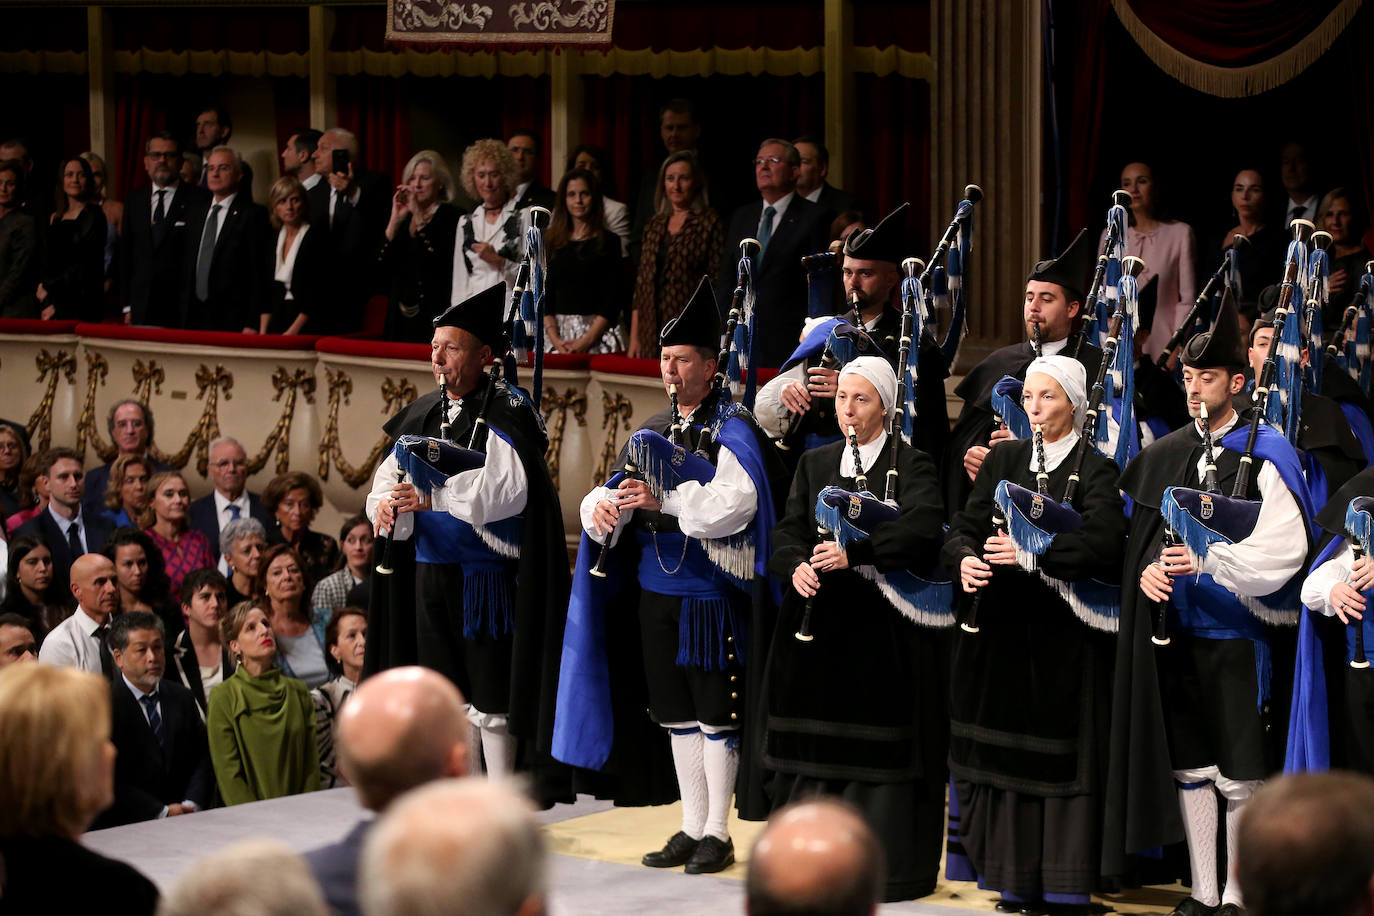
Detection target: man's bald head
<box><xmin>746</xmin><ymin>799</ymin><xmax>885</xmax><ymax>916</ymax></box>
<box><xmin>336</xmin><ymin>666</ymin><xmax>470</xmax><ymax>811</ymax></box>
<box><xmin>70</xmin><ymin>553</ymin><xmax>119</xmax><ymax>622</ymax></box>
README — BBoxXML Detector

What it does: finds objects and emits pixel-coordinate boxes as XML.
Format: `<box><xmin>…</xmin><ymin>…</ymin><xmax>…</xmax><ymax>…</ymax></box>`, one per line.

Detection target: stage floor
<box><xmin>83</xmin><ymin>789</ymin><xmax>1188</xmax><ymax>915</ymax></box>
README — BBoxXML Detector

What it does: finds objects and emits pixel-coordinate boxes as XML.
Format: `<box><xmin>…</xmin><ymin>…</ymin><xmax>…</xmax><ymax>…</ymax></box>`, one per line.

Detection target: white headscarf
<box><xmin>1025</xmin><ymin>354</ymin><xmax>1087</xmax><ymax>430</ymax></box>
<box><xmin>838</xmin><ymin>356</ymin><xmax>898</xmax><ymax>420</ymax></box>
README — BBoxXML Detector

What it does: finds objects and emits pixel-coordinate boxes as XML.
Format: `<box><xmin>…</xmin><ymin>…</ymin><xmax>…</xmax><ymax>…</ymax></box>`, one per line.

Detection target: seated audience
<box><xmin>451</xmin><ymin>138</ymin><xmax>524</xmax><ymax>307</ymax></box>
<box><xmin>0</xmin><ymin>419</ymin><xmax>31</xmax><ymax>521</ymax></box>
<box><xmin>220</xmin><ymin>515</ymin><xmax>267</xmax><ymax>607</ymax></box>
<box><xmin>0</xmin><ymin>664</ymin><xmax>159</xmax><ymax>914</ymax></box>
<box><xmin>38</xmin><ymin>156</ymin><xmax>104</xmax><ymax>321</ymax></box>
<box><xmin>1116</xmin><ymin>161</ymin><xmax>1197</xmax><ymax>359</ymax></box>
<box><xmin>258</xmin><ymin>543</ymin><xmax>328</xmax><ymax>688</ymax></box>
<box><xmin>1223</xmin><ymin>167</ymin><xmax>1286</xmax><ymax>302</ymax></box>
<box><xmin>261</xmin><ymin>175</ymin><xmax>326</xmax><ymax>335</ymax></box>
<box><xmin>568</xmin><ymin>143</ymin><xmax>630</xmax><ymax>253</ymax></box>
<box><xmin>101</xmin><ymin>452</ymin><xmax>153</xmax><ymax>527</ymax></box>
<box><xmin>0</xmin><ymin>535</ymin><xmax>67</xmax><ymax>644</ymax></box>
<box><xmin>263</xmin><ymin>471</ymin><xmax>339</xmax><ymax>584</ymax></box>
<box><xmin>159</xmin><ymin>839</ymin><xmax>329</xmax><ymax>916</ymax></box>
<box><xmin>187</xmin><ymin>436</ymin><xmax>271</xmax><ymax>560</ymax></box>
<box><xmin>1238</xmin><ymin>771</ymin><xmax>1374</xmax><ymax>916</ymax></box>
<box><xmin>305</xmin><ymin>665</ymin><xmax>472</xmax><ymax>916</ymax></box>
<box><xmin>37</xmin><ymin>552</ymin><xmax>118</xmax><ymax>676</ymax></box>
<box><xmin>543</xmin><ymin>167</ymin><xmax>624</xmax><ymax>354</ymax></box>
<box><xmin>310</xmin><ymin>513</ymin><xmax>372</xmax><ymax>613</ymax></box>
<box><xmin>747</xmin><ymin>799</ymin><xmax>886</xmax><ymax>916</ymax></box>
<box><xmin>207</xmin><ymin>599</ymin><xmax>320</xmax><ymax>805</ymax></box>
<box><xmin>142</xmin><ymin>470</ymin><xmax>215</xmax><ymax>600</ymax></box>
<box><xmin>4</xmin><ymin>450</ymin><xmax>45</xmax><ymax>533</ymax></box>
<box><xmin>167</xmin><ymin>568</ymin><xmax>234</xmax><ymax>717</ymax></box>
<box><xmin>103</xmin><ymin>527</ymin><xmax>179</xmax><ymax>635</ymax></box>
<box><xmin>1319</xmin><ymin>187</ymin><xmax>1373</xmax><ymax>329</ymax></box>
<box><xmin>311</xmin><ymin>606</ymin><xmax>367</xmax><ymax>789</ymax></box>
<box><xmin>15</xmin><ymin>446</ymin><xmax>115</xmax><ymax>598</ymax></box>
<box><xmin>360</xmin><ymin>779</ymin><xmax>546</xmax><ymax>916</ymax></box>
<box><xmin>380</xmin><ymin>149</ymin><xmax>461</xmax><ymax>342</ymax></box>
<box><xmin>0</xmin><ymin>613</ymin><xmax>37</xmax><ymax>668</ymax></box>
<box><xmin>98</xmin><ymin>610</ymin><xmax>213</xmax><ymax>827</ymax></box>
<box><xmin>80</xmin><ymin>151</ymin><xmax>122</xmax><ymax>292</ymax></box>
<box><xmin>0</xmin><ymin>158</ymin><xmax>38</xmax><ymax>318</ymax></box>
<box><xmin>84</xmin><ymin>398</ymin><xmax>163</xmax><ymax>521</ymax></box>
<box><xmin>628</xmin><ymin>150</ymin><xmax>722</xmax><ymax>358</ymax></box>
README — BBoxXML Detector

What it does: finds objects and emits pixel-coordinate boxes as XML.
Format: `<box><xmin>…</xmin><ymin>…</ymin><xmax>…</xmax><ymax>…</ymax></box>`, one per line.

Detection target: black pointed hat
<box><xmin>660</xmin><ymin>276</ymin><xmax>721</xmax><ymax>350</ymax></box>
<box><xmin>843</xmin><ymin>202</ymin><xmax>908</xmax><ymax>265</ymax></box>
<box><xmin>1027</xmin><ymin>228</ymin><xmax>1095</xmax><ymax>303</ymax></box>
<box><xmin>433</xmin><ymin>281</ymin><xmax>507</xmax><ymax>350</ymax></box>
<box><xmin>1182</xmin><ymin>285</ymin><xmax>1246</xmax><ymax>371</ymax></box>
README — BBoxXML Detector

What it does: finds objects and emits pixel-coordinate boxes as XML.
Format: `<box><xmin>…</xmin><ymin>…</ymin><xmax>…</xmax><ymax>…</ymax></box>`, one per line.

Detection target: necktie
<box><xmin>195</xmin><ymin>203</ymin><xmax>222</xmax><ymax>302</ymax></box>
<box><xmin>333</xmin><ymin>190</ymin><xmax>352</xmax><ymax>229</ymax></box>
<box><xmin>93</xmin><ymin>625</ymin><xmax>114</xmax><ymax>678</ymax></box>
<box><xmin>153</xmin><ymin>189</ymin><xmax>166</xmax><ymax>224</ymax></box>
<box><xmin>227</xmin><ymin>503</ymin><xmax>241</xmax><ymax>521</ymax></box>
<box><xmin>67</xmin><ymin>521</ymin><xmax>83</xmax><ymax>558</ymax></box>
<box><xmin>140</xmin><ymin>694</ymin><xmax>165</xmax><ymax>747</ymax></box>
<box><xmin>757</xmin><ymin>204</ymin><xmax>776</xmax><ymax>257</ymax></box>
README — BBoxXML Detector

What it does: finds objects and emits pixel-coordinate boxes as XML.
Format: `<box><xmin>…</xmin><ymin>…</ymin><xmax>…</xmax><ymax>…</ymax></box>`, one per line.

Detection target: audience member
<box><xmin>5</xmin><ymin>450</ymin><xmax>47</xmax><ymax>532</ymax></box>
<box><xmin>103</xmin><ymin>526</ymin><xmax>179</xmax><ymax>635</ymax></box>
<box><xmin>631</xmin><ymin>98</ymin><xmax>705</xmax><ymax>259</ymax></box>
<box><xmin>543</xmin><ymin>168</ymin><xmax>624</xmax><ymax>354</ymax></box>
<box><xmin>194</xmin><ymin>106</ymin><xmax>254</xmax><ymax>200</ymax></box>
<box><xmin>220</xmin><ymin>515</ymin><xmax>268</xmax><ymax>607</ymax></box>
<box><xmin>451</xmin><ymin>138</ymin><xmax>525</xmax><ymax>307</ymax></box>
<box><xmin>81</xmin><ymin>150</ymin><xmax>122</xmax><ymax>290</ymax></box>
<box><xmin>0</xmin><ymin>136</ymin><xmax>44</xmax><ymax>220</ymax></box>
<box><xmin>0</xmin><ymin>664</ymin><xmax>159</xmax><ymax>914</ymax></box>
<box><xmin>38</xmin><ymin>155</ymin><xmax>105</xmax><ymax>321</ymax></box>
<box><xmin>1116</xmin><ymin>161</ymin><xmax>1197</xmax><ymax>359</ymax></box>
<box><xmin>207</xmin><ymin>599</ymin><xmax>320</xmax><ymax>805</ymax></box>
<box><xmin>359</xmin><ymin>778</ymin><xmax>546</xmax><ymax>916</ymax></box>
<box><xmin>281</xmin><ymin>127</ymin><xmax>324</xmax><ymax>190</ymax></box>
<box><xmin>182</xmin><ymin>146</ymin><xmax>271</xmax><ymax>332</ymax></box>
<box><xmin>746</xmin><ymin>799</ymin><xmax>886</xmax><ymax>916</ymax></box>
<box><xmin>158</xmin><ymin>839</ymin><xmax>329</xmax><ymax>916</ymax></box>
<box><xmin>15</xmin><ymin>446</ymin><xmax>115</xmax><ymax>598</ymax></box>
<box><xmin>167</xmin><ymin>568</ymin><xmax>234</xmax><ymax>717</ymax></box>
<box><xmin>187</xmin><ymin>436</ymin><xmax>271</xmax><ymax>561</ymax></box>
<box><xmin>101</xmin><ymin>452</ymin><xmax>154</xmax><ymax>527</ymax></box>
<box><xmin>718</xmin><ymin>138</ymin><xmax>830</xmax><ymax>366</ymax></box>
<box><xmin>311</xmin><ymin>605</ymin><xmax>366</xmax><ymax>789</ymax></box>
<box><xmin>0</xmin><ymin>418</ymin><xmax>31</xmax><ymax>518</ymax></box>
<box><xmin>1237</xmin><ymin>771</ymin><xmax>1374</xmax><ymax>916</ymax></box>
<box><xmin>508</xmin><ymin>128</ymin><xmax>556</xmax><ymax>211</ymax></box>
<box><xmin>1223</xmin><ymin>167</ymin><xmax>1286</xmax><ymax>302</ymax></box>
<box><xmin>1319</xmin><ymin>187</ymin><xmax>1372</xmax><ymax>328</ymax></box>
<box><xmin>263</xmin><ymin>470</ymin><xmax>339</xmax><ymax>583</ymax></box>
<box><xmin>257</xmin><ymin>543</ymin><xmax>329</xmax><ymax>688</ymax></box>
<box><xmin>1280</xmin><ymin>140</ymin><xmax>1322</xmax><ymax>228</ymax></box>
<box><xmin>83</xmin><ymin>397</ymin><xmax>162</xmax><ymax>521</ymax></box>
<box><xmin>628</xmin><ymin>150</ymin><xmax>722</xmax><ymax>357</ymax></box>
<box><xmin>0</xmin><ymin>536</ymin><xmax>66</xmax><ymax>643</ymax></box>
<box><xmin>569</xmin><ymin>142</ymin><xmax>630</xmax><ymax>253</ymax></box>
<box><xmin>180</xmin><ymin>151</ymin><xmax>201</xmax><ymax>188</ymax></box>
<box><xmin>98</xmin><ymin>610</ymin><xmax>213</xmax><ymax>827</ymax></box>
<box><xmin>262</xmin><ymin>175</ymin><xmax>326</xmax><ymax>335</ymax></box>
<box><xmin>793</xmin><ymin>135</ymin><xmax>860</xmax><ymax>217</ymax></box>
<box><xmin>308</xmin><ymin>127</ymin><xmax>390</xmax><ymax>334</ymax></box>
<box><xmin>142</xmin><ymin>470</ymin><xmax>215</xmax><ymax>600</ymax></box>
<box><xmin>36</xmin><ymin>551</ymin><xmax>118</xmax><ymax>676</ymax></box>
<box><xmin>310</xmin><ymin>512</ymin><xmax>372</xmax><ymax>612</ymax></box>
<box><xmin>0</xmin><ymin>157</ymin><xmax>38</xmax><ymax>317</ymax></box>
<box><xmin>380</xmin><ymin>149</ymin><xmax>461</xmax><ymax>342</ymax></box>
<box><xmin>0</xmin><ymin>613</ymin><xmax>37</xmax><ymax>667</ymax></box>
<box><xmin>305</xmin><ymin>665</ymin><xmax>471</xmax><ymax>916</ymax></box>
<box><xmin>832</xmin><ymin>210</ymin><xmax>865</xmax><ymax>245</ymax></box>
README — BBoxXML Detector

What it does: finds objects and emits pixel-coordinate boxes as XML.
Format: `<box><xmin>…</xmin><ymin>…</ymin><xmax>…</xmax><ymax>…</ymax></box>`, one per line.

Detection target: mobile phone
<box><xmin>332</xmin><ymin>149</ymin><xmax>351</xmax><ymax>174</ymax></box>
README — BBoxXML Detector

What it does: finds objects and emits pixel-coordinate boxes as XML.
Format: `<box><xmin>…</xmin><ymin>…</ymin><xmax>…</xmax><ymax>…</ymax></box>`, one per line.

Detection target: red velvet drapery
<box><xmin>1118</xmin><ymin>0</ymin><xmax>1346</xmax><ymax>66</ymax></box>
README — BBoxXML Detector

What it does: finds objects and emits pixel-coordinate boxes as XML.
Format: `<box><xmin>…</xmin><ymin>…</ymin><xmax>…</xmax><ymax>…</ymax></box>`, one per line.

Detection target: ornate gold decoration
<box><xmin>73</xmin><ymin>351</ymin><xmax>115</xmax><ymax>462</ymax></box>
<box><xmin>26</xmin><ymin>349</ymin><xmax>76</xmax><ymax>452</ymax></box>
<box><xmin>593</xmin><ymin>390</ymin><xmax>633</xmax><ymax>482</ymax></box>
<box><xmin>132</xmin><ymin>359</ymin><xmax>165</xmax><ymax>404</ymax></box>
<box><xmin>539</xmin><ymin>387</ymin><xmax>586</xmax><ymax>489</ymax></box>
<box><xmin>319</xmin><ymin>369</ymin><xmax>419</xmax><ymax>488</ymax></box>
<box><xmin>146</xmin><ymin>364</ymin><xmax>234</xmax><ymax>473</ymax></box>
<box><xmin>240</xmin><ymin>367</ymin><xmax>316</xmax><ymax>478</ymax></box>
<box><xmin>510</xmin><ymin>0</ymin><xmax>609</xmax><ymax>31</ymax></box>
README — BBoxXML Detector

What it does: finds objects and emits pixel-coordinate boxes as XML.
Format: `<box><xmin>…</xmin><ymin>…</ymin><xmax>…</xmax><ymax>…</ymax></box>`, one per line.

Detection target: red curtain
<box><xmin>113</xmin><ymin>75</ymin><xmax>171</xmax><ymax>200</ymax></box>
<box><xmin>852</xmin><ymin>73</ymin><xmax>930</xmax><ymax>251</ymax></box>
<box><xmin>1120</xmin><ymin>0</ymin><xmax>1346</xmax><ymax>66</ymax></box>
<box><xmin>336</xmin><ymin>76</ymin><xmax>415</xmax><ymax>183</ymax></box>
<box><xmin>1062</xmin><ymin>0</ymin><xmax>1111</xmax><ymax>240</ymax></box>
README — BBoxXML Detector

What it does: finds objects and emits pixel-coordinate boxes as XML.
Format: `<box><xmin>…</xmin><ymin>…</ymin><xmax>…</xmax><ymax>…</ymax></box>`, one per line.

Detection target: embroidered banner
<box><xmin>385</xmin><ymin>0</ymin><xmax>615</xmax><ymax>46</ymax></box>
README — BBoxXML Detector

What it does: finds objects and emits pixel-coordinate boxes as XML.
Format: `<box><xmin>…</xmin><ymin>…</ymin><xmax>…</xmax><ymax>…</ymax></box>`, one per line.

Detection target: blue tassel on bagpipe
<box><xmin>1273</xmin><ymin>284</ymin><xmax>1307</xmax><ymax>447</ymax></box>
<box><xmin>1306</xmin><ymin>245</ymin><xmax>1328</xmax><ymax>394</ymax></box>
<box><xmin>1111</xmin><ymin>270</ymin><xmax>1140</xmax><ymax>470</ymax></box>
<box><xmin>625</xmin><ymin>429</ymin><xmax>716</xmax><ymax>499</ymax></box>
<box><xmin>725</xmin><ymin>255</ymin><xmax>759</xmax><ymax>408</ymax></box>
<box><xmin>939</xmin><ymin>220</ymin><xmax>972</xmax><ymax>368</ymax></box>
<box><xmin>528</xmin><ymin>225</ymin><xmax>548</xmax><ymax>405</ymax></box>
<box><xmin>1347</xmin><ymin>496</ymin><xmax>1374</xmax><ymax>557</ymax></box>
<box><xmin>393</xmin><ymin>435</ymin><xmax>486</xmax><ymax>492</ymax></box>
<box><xmin>990</xmin><ymin>376</ymin><xmax>1032</xmax><ymax>440</ymax></box>
<box><xmin>900</xmin><ymin>275</ymin><xmax>926</xmax><ymax>440</ymax></box>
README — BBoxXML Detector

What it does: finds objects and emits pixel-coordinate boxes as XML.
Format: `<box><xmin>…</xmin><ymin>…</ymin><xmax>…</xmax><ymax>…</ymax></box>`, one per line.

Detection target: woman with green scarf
<box><xmin>207</xmin><ymin>600</ymin><xmax>320</xmax><ymax>805</ymax></box>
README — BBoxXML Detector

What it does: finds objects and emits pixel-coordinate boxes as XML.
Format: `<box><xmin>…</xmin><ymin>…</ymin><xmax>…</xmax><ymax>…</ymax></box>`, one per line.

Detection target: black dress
<box><xmin>546</xmin><ymin>234</ymin><xmax>623</xmax><ymax>326</ymax></box>
<box><xmin>380</xmin><ymin>204</ymin><xmax>461</xmax><ymax>343</ymax></box>
<box><xmin>764</xmin><ymin>434</ymin><xmax>950</xmax><ymax>902</ymax></box>
<box><xmin>941</xmin><ymin>438</ymin><xmax>1125</xmax><ymax>901</ymax></box>
<box><xmin>265</xmin><ymin>224</ymin><xmax>328</xmax><ymax>334</ymax></box>
<box><xmin>41</xmin><ymin>205</ymin><xmax>105</xmax><ymax>321</ymax></box>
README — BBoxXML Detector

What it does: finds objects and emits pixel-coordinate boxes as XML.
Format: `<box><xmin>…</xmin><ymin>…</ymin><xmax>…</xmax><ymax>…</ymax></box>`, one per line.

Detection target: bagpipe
<box><xmin>1326</xmin><ymin>259</ymin><xmax>1374</xmax><ymax>396</ymax></box>
<box><xmin>801</xmin><ymin>244</ymin><xmax>842</xmax><ymax>320</ymax></box>
<box><xmin>776</xmin><ymin>317</ymin><xmax>885</xmax><ymax>452</ymax></box>
<box><xmin>716</xmin><ymin>237</ymin><xmax>764</xmax><ymax>410</ymax></box>
<box><xmin>1345</xmin><ymin>495</ymin><xmax>1374</xmax><ymax>669</ymax></box>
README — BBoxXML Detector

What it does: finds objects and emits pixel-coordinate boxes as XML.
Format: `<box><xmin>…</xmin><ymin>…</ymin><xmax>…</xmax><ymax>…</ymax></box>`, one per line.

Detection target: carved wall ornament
<box><xmin>74</xmin><ymin>351</ymin><xmax>114</xmax><ymax>462</ymax></box>
<box><xmin>27</xmin><ymin>349</ymin><xmax>76</xmax><ymax>452</ymax></box>
<box><xmin>540</xmin><ymin>386</ymin><xmax>586</xmax><ymax>489</ymax></box>
<box><xmin>319</xmin><ymin>368</ymin><xmax>418</xmax><ymax>488</ymax></box>
<box><xmin>593</xmin><ymin>390</ymin><xmax>633</xmax><ymax>482</ymax></box>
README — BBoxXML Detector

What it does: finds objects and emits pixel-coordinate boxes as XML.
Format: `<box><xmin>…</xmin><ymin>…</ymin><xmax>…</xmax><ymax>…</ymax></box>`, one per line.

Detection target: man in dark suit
<box><xmin>792</xmin><ymin>135</ymin><xmax>863</xmax><ymax>220</ymax></box>
<box><xmin>181</xmin><ymin>147</ymin><xmax>270</xmax><ymax>332</ymax></box>
<box><xmin>717</xmin><ymin>138</ymin><xmax>832</xmax><ymax>367</ymax></box>
<box><xmin>507</xmin><ymin>129</ymin><xmax>556</xmax><ymax>212</ymax></box>
<box><xmin>305</xmin><ymin>666</ymin><xmax>471</xmax><ymax>916</ymax></box>
<box><xmin>187</xmin><ymin>436</ymin><xmax>271</xmax><ymax>563</ymax></box>
<box><xmin>15</xmin><ymin>447</ymin><xmax>115</xmax><ymax>600</ymax></box>
<box><xmin>309</xmin><ymin>128</ymin><xmax>390</xmax><ymax>334</ymax></box>
<box><xmin>194</xmin><ymin>106</ymin><xmax>254</xmax><ymax>201</ymax></box>
<box><xmin>81</xmin><ymin>398</ymin><xmax>168</xmax><ymax>523</ymax></box>
<box><xmin>97</xmin><ymin>611</ymin><xmax>213</xmax><ymax>828</ymax></box>
<box><xmin>121</xmin><ymin>131</ymin><xmax>209</xmax><ymax>328</ymax></box>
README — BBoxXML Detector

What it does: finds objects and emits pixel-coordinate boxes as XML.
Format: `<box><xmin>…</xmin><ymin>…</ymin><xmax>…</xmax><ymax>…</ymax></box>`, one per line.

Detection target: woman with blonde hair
<box><xmin>381</xmin><ymin>149</ymin><xmax>461</xmax><ymax>341</ymax></box>
<box><xmin>0</xmin><ymin>664</ymin><xmax>159</xmax><ymax>911</ymax></box>
<box><xmin>261</xmin><ymin>175</ymin><xmax>326</xmax><ymax>335</ymax></box>
<box><xmin>450</xmin><ymin>138</ymin><xmax>525</xmax><ymax>307</ymax></box>
<box><xmin>102</xmin><ymin>452</ymin><xmax>153</xmax><ymax>528</ymax></box>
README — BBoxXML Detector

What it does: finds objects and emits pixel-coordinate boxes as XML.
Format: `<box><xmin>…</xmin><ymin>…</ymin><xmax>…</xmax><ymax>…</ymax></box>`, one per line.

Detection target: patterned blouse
<box><xmin>631</xmin><ymin>208</ymin><xmax>723</xmax><ymax>355</ymax></box>
<box><xmin>145</xmin><ymin>526</ymin><xmax>216</xmax><ymax>601</ymax></box>
<box><xmin>311</xmin><ymin>675</ymin><xmax>356</xmax><ymax>789</ymax></box>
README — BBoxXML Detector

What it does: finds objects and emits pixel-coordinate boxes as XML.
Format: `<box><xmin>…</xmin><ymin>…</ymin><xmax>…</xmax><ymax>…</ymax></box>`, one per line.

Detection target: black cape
<box><xmin>1242</xmin><ymin>383</ymin><xmax>1367</xmax><ymax>494</ymax></box>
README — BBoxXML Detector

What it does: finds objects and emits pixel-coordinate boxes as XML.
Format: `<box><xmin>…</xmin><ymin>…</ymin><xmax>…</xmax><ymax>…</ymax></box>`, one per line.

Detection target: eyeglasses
<box><xmin>145</xmin><ymin>152</ymin><xmax>179</xmax><ymax>160</ymax></box>
<box><xmin>753</xmin><ymin>156</ymin><xmax>785</xmax><ymax>167</ymax></box>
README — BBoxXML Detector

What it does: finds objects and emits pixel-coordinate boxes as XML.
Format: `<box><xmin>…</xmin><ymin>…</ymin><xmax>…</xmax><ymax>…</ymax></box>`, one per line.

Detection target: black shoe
<box><xmin>1216</xmin><ymin>906</ymin><xmax>1243</xmax><ymax>916</ymax></box>
<box><xmin>684</xmin><ymin>835</ymin><xmax>735</xmax><ymax>874</ymax></box>
<box><xmin>641</xmin><ymin>831</ymin><xmax>700</xmax><ymax>868</ymax></box>
<box><xmin>1171</xmin><ymin>900</ymin><xmax>1219</xmax><ymax>916</ymax></box>
<box><xmin>994</xmin><ymin>903</ymin><xmax>1021</xmax><ymax>914</ymax></box>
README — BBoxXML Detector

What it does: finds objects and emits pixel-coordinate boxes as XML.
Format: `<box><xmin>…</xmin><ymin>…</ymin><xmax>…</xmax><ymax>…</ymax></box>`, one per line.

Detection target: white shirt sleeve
<box><xmin>660</xmin><ymin>443</ymin><xmax>758</xmax><ymax>539</ymax></box>
<box><xmin>578</xmin><ymin>485</ymin><xmax>631</xmax><ymax>547</ymax></box>
<box><xmin>430</xmin><ymin>430</ymin><xmax>528</xmax><ymax>526</ymax></box>
<box><xmin>37</xmin><ymin>618</ymin><xmax>80</xmax><ymax>669</ymax></box>
<box><xmin>450</xmin><ymin>223</ymin><xmax>469</xmax><ymax>307</ymax></box>
<box><xmin>753</xmin><ymin>364</ymin><xmax>805</xmax><ymax>439</ymax></box>
<box><xmin>365</xmin><ymin>452</ymin><xmax>414</xmax><ymax>542</ymax></box>
<box><xmin>1302</xmin><ymin>541</ymin><xmax>1354</xmax><ymax>616</ymax></box>
<box><xmin>1200</xmin><ymin>461</ymin><xmax>1308</xmax><ymax>598</ymax></box>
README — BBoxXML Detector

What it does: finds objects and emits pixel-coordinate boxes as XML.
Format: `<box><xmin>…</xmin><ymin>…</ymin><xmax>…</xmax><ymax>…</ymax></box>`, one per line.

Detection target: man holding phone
<box><xmin>309</xmin><ymin>127</ymin><xmax>389</xmax><ymax>334</ymax></box>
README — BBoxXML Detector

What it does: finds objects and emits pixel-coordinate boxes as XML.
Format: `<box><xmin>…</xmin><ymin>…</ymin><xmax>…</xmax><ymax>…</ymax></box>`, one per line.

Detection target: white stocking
<box><xmin>1177</xmin><ymin>781</ymin><xmax>1220</xmax><ymax>907</ymax></box>
<box><xmin>669</xmin><ymin>729</ymin><xmax>707</xmax><ymax>839</ymax></box>
<box><xmin>479</xmin><ymin>724</ymin><xmax>516</xmax><ymax>778</ymax></box>
<box><xmin>701</xmin><ymin>733</ymin><xmax>739</xmax><ymax>841</ymax></box>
